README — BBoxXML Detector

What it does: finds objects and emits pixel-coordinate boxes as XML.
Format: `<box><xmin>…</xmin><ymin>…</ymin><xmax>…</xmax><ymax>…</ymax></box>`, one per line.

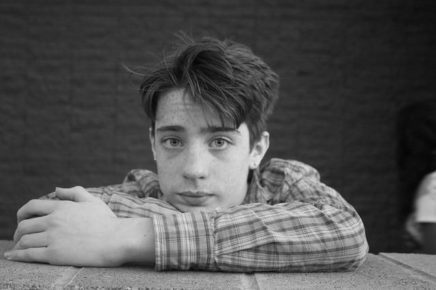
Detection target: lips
<box><xmin>177</xmin><ymin>191</ymin><xmax>214</xmax><ymax>206</ymax></box>
<box><xmin>178</xmin><ymin>191</ymin><xmax>213</xmax><ymax>198</ymax></box>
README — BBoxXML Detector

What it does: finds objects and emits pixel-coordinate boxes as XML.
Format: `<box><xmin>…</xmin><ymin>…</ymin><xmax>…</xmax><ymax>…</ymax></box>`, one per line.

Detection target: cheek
<box><xmin>220</xmin><ymin>158</ymin><xmax>250</xmax><ymax>186</ymax></box>
<box><xmin>156</xmin><ymin>159</ymin><xmax>180</xmax><ymax>191</ymax></box>
<box><xmin>218</xmin><ymin>166</ymin><xmax>250</xmax><ymax>205</ymax></box>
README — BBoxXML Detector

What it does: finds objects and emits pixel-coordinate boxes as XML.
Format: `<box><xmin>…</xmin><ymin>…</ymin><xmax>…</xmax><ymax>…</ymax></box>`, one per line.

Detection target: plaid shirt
<box><xmin>75</xmin><ymin>158</ymin><xmax>368</xmax><ymax>272</ymax></box>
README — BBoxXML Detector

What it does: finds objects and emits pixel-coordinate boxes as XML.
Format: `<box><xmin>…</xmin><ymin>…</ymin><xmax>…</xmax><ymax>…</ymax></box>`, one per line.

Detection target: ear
<box><xmin>149</xmin><ymin>127</ymin><xmax>156</xmax><ymax>161</ymax></box>
<box><xmin>249</xmin><ymin>131</ymin><xmax>270</xmax><ymax>170</ymax></box>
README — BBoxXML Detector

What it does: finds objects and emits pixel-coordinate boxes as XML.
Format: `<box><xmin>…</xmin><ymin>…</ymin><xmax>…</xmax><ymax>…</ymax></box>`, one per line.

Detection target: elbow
<box><xmin>348</xmin><ymin>237</ymin><xmax>369</xmax><ymax>271</ymax></box>
<box><xmin>342</xmin><ymin>221</ymin><xmax>369</xmax><ymax>271</ymax></box>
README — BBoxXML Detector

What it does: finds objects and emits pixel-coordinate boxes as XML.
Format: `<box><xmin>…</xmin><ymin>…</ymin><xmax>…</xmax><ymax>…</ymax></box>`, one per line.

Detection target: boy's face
<box><xmin>150</xmin><ymin>88</ymin><xmax>269</xmax><ymax>213</ymax></box>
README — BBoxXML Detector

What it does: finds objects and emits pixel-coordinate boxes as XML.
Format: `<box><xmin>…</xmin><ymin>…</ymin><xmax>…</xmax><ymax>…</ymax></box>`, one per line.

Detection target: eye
<box><xmin>210</xmin><ymin>137</ymin><xmax>231</xmax><ymax>149</ymax></box>
<box><xmin>161</xmin><ymin>137</ymin><xmax>183</xmax><ymax>149</ymax></box>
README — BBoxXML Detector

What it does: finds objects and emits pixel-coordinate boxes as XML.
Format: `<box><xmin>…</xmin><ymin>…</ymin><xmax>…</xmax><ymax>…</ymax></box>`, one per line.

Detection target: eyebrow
<box><xmin>155</xmin><ymin>125</ymin><xmax>185</xmax><ymax>133</ymax></box>
<box><xmin>202</xmin><ymin>126</ymin><xmax>241</xmax><ymax>134</ymax></box>
<box><xmin>156</xmin><ymin>125</ymin><xmax>240</xmax><ymax>134</ymax></box>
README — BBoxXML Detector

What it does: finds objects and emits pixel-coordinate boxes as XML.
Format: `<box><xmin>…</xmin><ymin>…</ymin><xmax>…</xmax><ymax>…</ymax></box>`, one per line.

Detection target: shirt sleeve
<box><xmin>152</xmin><ymin>160</ymin><xmax>368</xmax><ymax>272</ymax></box>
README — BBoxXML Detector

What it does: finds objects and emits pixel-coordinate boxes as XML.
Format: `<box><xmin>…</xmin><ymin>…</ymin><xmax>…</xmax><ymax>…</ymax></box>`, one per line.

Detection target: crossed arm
<box><xmin>5</xmin><ymin>168</ymin><xmax>368</xmax><ymax>271</ymax></box>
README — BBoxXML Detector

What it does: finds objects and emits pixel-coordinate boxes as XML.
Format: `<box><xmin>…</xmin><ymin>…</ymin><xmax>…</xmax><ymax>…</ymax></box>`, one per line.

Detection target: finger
<box><xmin>17</xmin><ymin>200</ymin><xmax>59</xmax><ymax>224</ymax></box>
<box><xmin>4</xmin><ymin>248</ymin><xmax>48</xmax><ymax>264</ymax></box>
<box><xmin>55</xmin><ymin>186</ymin><xmax>97</xmax><ymax>202</ymax></box>
<box><xmin>14</xmin><ymin>232</ymin><xmax>48</xmax><ymax>250</ymax></box>
<box><xmin>14</xmin><ymin>216</ymin><xmax>48</xmax><ymax>243</ymax></box>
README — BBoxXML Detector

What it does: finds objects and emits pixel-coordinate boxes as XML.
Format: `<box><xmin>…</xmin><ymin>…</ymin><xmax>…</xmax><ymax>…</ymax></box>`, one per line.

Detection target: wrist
<box><xmin>118</xmin><ymin>218</ymin><xmax>155</xmax><ymax>265</ymax></box>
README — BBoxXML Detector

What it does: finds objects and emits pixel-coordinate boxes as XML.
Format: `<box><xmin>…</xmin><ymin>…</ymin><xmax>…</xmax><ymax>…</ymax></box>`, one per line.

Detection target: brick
<box><xmin>255</xmin><ymin>255</ymin><xmax>436</xmax><ymax>289</ymax></box>
<box><xmin>380</xmin><ymin>253</ymin><xmax>436</xmax><ymax>279</ymax></box>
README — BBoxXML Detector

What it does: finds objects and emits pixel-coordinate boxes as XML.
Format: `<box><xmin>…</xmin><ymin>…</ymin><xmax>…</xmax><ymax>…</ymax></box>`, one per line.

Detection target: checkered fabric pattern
<box><xmin>61</xmin><ymin>158</ymin><xmax>369</xmax><ymax>272</ymax></box>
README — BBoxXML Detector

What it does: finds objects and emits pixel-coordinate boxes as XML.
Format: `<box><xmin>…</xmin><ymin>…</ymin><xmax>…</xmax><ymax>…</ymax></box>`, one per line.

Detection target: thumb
<box><xmin>55</xmin><ymin>186</ymin><xmax>97</xmax><ymax>202</ymax></box>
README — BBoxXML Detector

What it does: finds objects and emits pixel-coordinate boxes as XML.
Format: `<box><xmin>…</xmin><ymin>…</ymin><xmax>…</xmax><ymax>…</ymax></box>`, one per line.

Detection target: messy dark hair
<box><xmin>139</xmin><ymin>34</ymin><xmax>279</xmax><ymax>147</ymax></box>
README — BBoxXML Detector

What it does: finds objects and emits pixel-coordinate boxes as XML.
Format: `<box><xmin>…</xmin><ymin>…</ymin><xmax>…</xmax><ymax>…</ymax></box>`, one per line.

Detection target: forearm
<box><xmin>153</xmin><ymin>203</ymin><xmax>368</xmax><ymax>272</ymax></box>
<box><xmin>234</xmin><ymin>207</ymin><xmax>364</xmax><ymax>271</ymax></box>
<box><xmin>215</xmin><ymin>204</ymin><xmax>368</xmax><ymax>272</ymax></box>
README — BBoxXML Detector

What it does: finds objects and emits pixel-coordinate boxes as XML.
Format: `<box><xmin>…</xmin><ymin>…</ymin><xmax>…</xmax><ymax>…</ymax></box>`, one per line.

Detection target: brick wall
<box><xmin>1</xmin><ymin>0</ymin><xmax>435</xmax><ymax>253</ymax></box>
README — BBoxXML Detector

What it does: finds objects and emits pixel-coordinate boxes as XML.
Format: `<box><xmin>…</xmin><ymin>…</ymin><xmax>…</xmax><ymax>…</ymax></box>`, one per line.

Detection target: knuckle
<box><xmin>48</xmin><ymin>213</ymin><xmax>59</xmax><ymax>224</ymax></box>
<box><xmin>46</xmin><ymin>247</ymin><xmax>62</xmax><ymax>264</ymax></box>
<box><xmin>15</xmin><ymin>222</ymin><xmax>22</xmax><ymax>235</ymax></box>
<box><xmin>72</xmin><ymin>185</ymin><xmax>84</xmax><ymax>191</ymax></box>
<box><xmin>46</xmin><ymin>214</ymin><xmax>60</xmax><ymax>226</ymax></box>
<box><xmin>15</xmin><ymin>219</ymin><xmax>29</xmax><ymax>238</ymax></box>
<box><xmin>21</xmin><ymin>250</ymin><xmax>31</xmax><ymax>261</ymax></box>
<box><xmin>18</xmin><ymin>199</ymin><xmax>38</xmax><ymax>217</ymax></box>
<box><xmin>14</xmin><ymin>225</ymin><xmax>23</xmax><ymax>239</ymax></box>
<box><xmin>26</xmin><ymin>199</ymin><xmax>39</xmax><ymax>208</ymax></box>
<box><xmin>61</xmin><ymin>200</ymin><xmax>75</xmax><ymax>209</ymax></box>
<box><xmin>19</xmin><ymin>218</ymin><xmax>29</xmax><ymax>228</ymax></box>
<box><xmin>19</xmin><ymin>235</ymin><xmax>30</xmax><ymax>248</ymax></box>
<box><xmin>16</xmin><ymin>208</ymin><xmax>22</xmax><ymax>220</ymax></box>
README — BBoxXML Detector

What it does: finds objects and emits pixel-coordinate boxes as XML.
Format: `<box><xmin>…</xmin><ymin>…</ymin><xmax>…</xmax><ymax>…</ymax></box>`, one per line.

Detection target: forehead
<box><xmin>155</xmin><ymin>88</ymin><xmax>232</xmax><ymax>128</ymax></box>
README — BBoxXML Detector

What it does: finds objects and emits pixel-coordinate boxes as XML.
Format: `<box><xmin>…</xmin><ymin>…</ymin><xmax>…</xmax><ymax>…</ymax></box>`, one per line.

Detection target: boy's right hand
<box><xmin>4</xmin><ymin>186</ymin><xmax>154</xmax><ymax>266</ymax></box>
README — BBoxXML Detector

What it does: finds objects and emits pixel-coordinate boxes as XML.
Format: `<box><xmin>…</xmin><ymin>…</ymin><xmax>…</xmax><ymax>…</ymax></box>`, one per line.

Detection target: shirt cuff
<box><xmin>152</xmin><ymin>211</ymin><xmax>216</xmax><ymax>271</ymax></box>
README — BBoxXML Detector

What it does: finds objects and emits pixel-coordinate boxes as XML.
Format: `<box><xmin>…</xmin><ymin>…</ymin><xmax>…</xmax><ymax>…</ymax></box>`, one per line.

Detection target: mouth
<box><xmin>177</xmin><ymin>191</ymin><xmax>214</xmax><ymax>206</ymax></box>
<box><xmin>179</xmin><ymin>191</ymin><xmax>213</xmax><ymax>196</ymax></box>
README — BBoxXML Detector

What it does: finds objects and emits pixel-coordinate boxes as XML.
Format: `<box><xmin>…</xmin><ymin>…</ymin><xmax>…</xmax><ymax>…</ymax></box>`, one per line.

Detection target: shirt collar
<box><xmin>243</xmin><ymin>168</ymin><xmax>271</xmax><ymax>204</ymax></box>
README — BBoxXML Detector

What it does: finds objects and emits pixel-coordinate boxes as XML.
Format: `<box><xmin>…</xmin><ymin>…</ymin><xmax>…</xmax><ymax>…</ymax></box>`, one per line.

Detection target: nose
<box><xmin>182</xmin><ymin>143</ymin><xmax>209</xmax><ymax>180</ymax></box>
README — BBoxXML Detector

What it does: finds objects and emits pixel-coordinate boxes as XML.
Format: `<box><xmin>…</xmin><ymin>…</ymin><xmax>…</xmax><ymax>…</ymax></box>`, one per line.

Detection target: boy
<box><xmin>5</xmin><ymin>35</ymin><xmax>368</xmax><ymax>272</ymax></box>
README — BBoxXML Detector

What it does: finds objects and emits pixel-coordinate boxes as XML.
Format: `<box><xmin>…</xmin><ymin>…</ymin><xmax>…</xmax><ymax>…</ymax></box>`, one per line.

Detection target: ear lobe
<box><xmin>149</xmin><ymin>127</ymin><xmax>156</xmax><ymax>161</ymax></box>
<box><xmin>250</xmin><ymin>132</ymin><xmax>270</xmax><ymax>169</ymax></box>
